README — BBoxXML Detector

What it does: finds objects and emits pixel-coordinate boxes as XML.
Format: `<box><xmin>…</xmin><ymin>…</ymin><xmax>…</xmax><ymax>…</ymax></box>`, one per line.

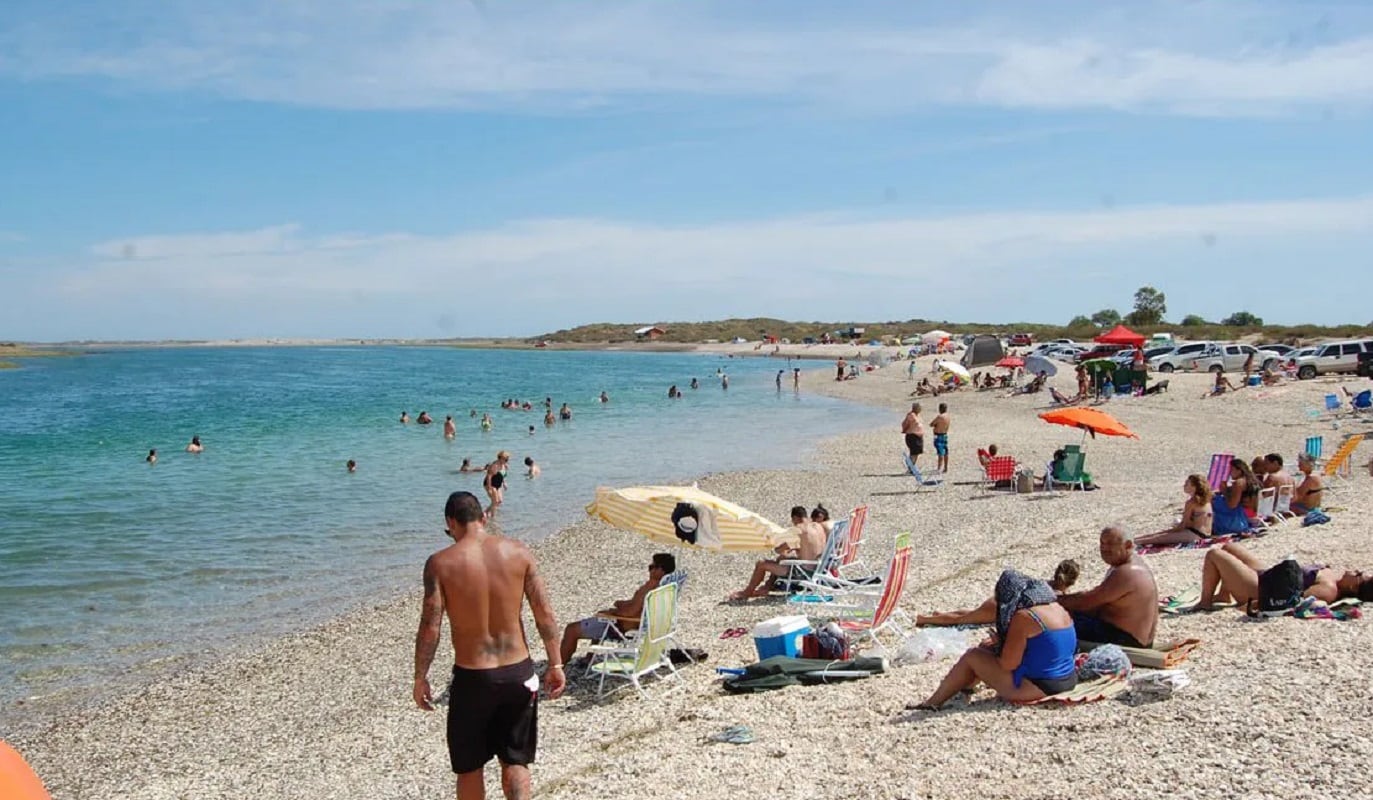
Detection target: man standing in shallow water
<box><xmin>414</xmin><ymin>491</ymin><xmax>564</xmax><ymax>800</ymax></box>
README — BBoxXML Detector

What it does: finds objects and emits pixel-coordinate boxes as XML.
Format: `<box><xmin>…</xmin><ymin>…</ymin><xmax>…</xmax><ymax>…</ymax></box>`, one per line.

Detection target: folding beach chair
<box><xmin>797</xmin><ymin>534</ymin><xmax>913</xmax><ymax>652</ymax></box>
<box><xmin>834</xmin><ymin>505</ymin><xmax>870</xmax><ymax>579</ymax></box>
<box><xmin>1255</xmin><ymin>486</ymin><xmax>1277</xmax><ymax>524</ymax></box>
<box><xmin>595</xmin><ymin>570</ymin><xmax>690</xmax><ymax>647</ymax></box>
<box><xmin>1273</xmin><ymin>484</ymin><xmax>1297</xmax><ymax>521</ymax></box>
<box><xmin>1351</xmin><ymin>390</ymin><xmax>1372</xmax><ymax>414</ymax></box>
<box><xmin>1323</xmin><ymin>434</ymin><xmax>1365</xmax><ymax>479</ymax></box>
<box><xmin>778</xmin><ymin>518</ymin><xmax>847</xmax><ymax>592</ymax></box>
<box><xmin>983</xmin><ymin>455</ymin><xmax>1018</xmax><ymax>489</ymax></box>
<box><xmin>1046</xmin><ymin>449</ymin><xmax>1087</xmax><ymax>492</ymax></box>
<box><xmin>1305</xmin><ymin>436</ymin><xmax>1323</xmax><ymax>462</ymax></box>
<box><xmin>1206</xmin><ymin>454</ymin><xmax>1234</xmax><ymax>492</ymax></box>
<box><xmin>903</xmin><ymin>451</ymin><xmax>943</xmax><ymax>488</ymax></box>
<box><xmin>586</xmin><ymin>584</ymin><xmax>682</xmax><ymax>698</ymax></box>
<box><xmin>1324</xmin><ymin>394</ymin><xmax>1342</xmax><ymax>415</ymax></box>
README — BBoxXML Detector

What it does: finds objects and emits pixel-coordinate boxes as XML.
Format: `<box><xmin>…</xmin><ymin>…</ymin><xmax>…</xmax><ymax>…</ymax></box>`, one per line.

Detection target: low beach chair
<box><xmin>799</xmin><ymin>534</ymin><xmax>913</xmax><ymax>652</ymax></box>
<box><xmin>834</xmin><ymin>505</ymin><xmax>871</xmax><ymax>579</ymax></box>
<box><xmin>1351</xmin><ymin>390</ymin><xmax>1372</xmax><ymax>414</ymax></box>
<box><xmin>1206</xmin><ymin>453</ymin><xmax>1234</xmax><ymax>492</ymax></box>
<box><xmin>983</xmin><ymin>455</ymin><xmax>1017</xmax><ymax>489</ymax></box>
<box><xmin>1273</xmin><ymin>484</ymin><xmax>1297</xmax><ymax>521</ymax></box>
<box><xmin>1323</xmin><ymin>434</ymin><xmax>1365</xmax><ymax>479</ymax></box>
<box><xmin>595</xmin><ymin>570</ymin><xmax>690</xmax><ymax>647</ymax></box>
<box><xmin>1255</xmin><ymin>486</ymin><xmax>1277</xmax><ymax>523</ymax></box>
<box><xmin>778</xmin><ymin>518</ymin><xmax>847</xmax><ymax>592</ymax></box>
<box><xmin>903</xmin><ymin>451</ymin><xmax>943</xmax><ymax>488</ymax></box>
<box><xmin>1305</xmin><ymin>436</ymin><xmax>1323</xmax><ymax>462</ymax></box>
<box><xmin>1324</xmin><ymin>394</ymin><xmax>1342</xmax><ymax>415</ymax></box>
<box><xmin>586</xmin><ymin>583</ymin><xmax>681</xmax><ymax>698</ymax></box>
<box><xmin>1046</xmin><ymin>449</ymin><xmax>1087</xmax><ymax>492</ymax></box>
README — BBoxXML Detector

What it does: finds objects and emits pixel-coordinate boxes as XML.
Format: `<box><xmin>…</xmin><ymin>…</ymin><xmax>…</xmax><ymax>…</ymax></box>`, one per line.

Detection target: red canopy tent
<box><xmin>1093</xmin><ymin>324</ymin><xmax>1146</xmax><ymax>350</ymax></box>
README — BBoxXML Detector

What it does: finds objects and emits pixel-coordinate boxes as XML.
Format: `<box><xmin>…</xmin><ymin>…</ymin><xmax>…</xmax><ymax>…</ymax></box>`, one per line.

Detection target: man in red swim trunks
<box><xmin>414</xmin><ymin>491</ymin><xmax>565</xmax><ymax>799</ymax></box>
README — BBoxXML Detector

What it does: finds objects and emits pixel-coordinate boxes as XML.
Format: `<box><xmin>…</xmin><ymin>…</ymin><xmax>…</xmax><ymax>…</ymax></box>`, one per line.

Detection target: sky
<box><xmin>2</xmin><ymin>0</ymin><xmax>1372</xmax><ymax>341</ymax></box>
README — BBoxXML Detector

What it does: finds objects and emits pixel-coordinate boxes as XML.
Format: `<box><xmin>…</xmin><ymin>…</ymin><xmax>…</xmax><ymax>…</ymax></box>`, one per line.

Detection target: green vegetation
<box><xmin>1125</xmin><ymin>286</ymin><xmax>1166</xmax><ymax>326</ymax></box>
<box><xmin>0</xmin><ymin>343</ymin><xmax>76</xmax><ymax>358</ymax></box>
<box><xmin>1221</xmin><ymin>311</ymin><xmax>1264</xmax><ymax>327</ymax></box>
<box><xmin>538</xmin><ymin>316</ymin><xmax>1372</xmax><ymax>345</ymax></box>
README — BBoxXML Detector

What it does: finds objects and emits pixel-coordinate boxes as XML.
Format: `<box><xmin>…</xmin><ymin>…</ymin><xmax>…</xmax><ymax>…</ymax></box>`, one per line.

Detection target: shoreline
<box><xmin>13</xmin><ymin>360</ymin><xmax>1373</xmax><ymax>799</ymax></box>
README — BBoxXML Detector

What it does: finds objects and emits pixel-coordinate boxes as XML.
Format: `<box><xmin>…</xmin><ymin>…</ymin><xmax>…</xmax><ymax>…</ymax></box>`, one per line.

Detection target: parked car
<box><xmin>1076</xmin><ymin>343</ymin><xmax>1130</xmax><ymax>363</ymax></box>
<box><xmin>1008</xmin><ymin>333</ymin><xmax>1035</xmax><ymax>346</ymax></box>
<box><xmin>1257</xmin><ymin>343</ymin><xmax>1295</xmax><ymax>357</ymax></box>
<box><xmin>1186</xmin><ymin>344</ymin><xmax>1269</xmax><ymax>373</ymax></box>
<box><xmin>1041</xmin><ymin>345</ymin><xmax>1086</xmax><ymax>361</ymax></box>
<box><xmin>1147</xmin><ymin>341</ymin><xmax>1215</xmax><ymax>373</ymax></box>
<box><xmin>1291</xmin><ymin>340</ymin><xmax>1373</xmax><ymax>379</ymax></box>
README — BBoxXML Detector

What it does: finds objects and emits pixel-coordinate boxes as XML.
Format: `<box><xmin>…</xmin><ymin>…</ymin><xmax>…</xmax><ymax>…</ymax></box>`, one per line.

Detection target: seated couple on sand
<box><xmin>729</xmin><ymin>506</ymin><xmax>827</xmax><ymax>600</ymax></box>
<box><xmin>918</xmin><ymin>526</ymin><xmax>1158</xmax><ymax>650</ymax></box>
<box><xmin>1193</xmin><ymin>542</ymin><xmax>1373</xmax><ymax>611</ymax></box>
<box><xmin>560</xmin><ymin>552</ymin><xmax>676</xmax><ymax>666</ymax></box>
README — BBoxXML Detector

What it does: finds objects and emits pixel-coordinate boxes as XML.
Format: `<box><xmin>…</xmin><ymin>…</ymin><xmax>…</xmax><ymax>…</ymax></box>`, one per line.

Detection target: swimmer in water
<box><xmin>600</xmin><ymin>391</ymin><xmax>609</xmax><ymax>403</ymax></box>
<box><xmin>528</xmin><ymin>425</ymin><xmax>535</xmax><ymax>436</ymax></box>
<box><xmin>668</xmin><ymin>385</ymin><xmax>678</xmax><ymax>398</ymax></box>
<box><xmin>346</xmin><ymin>459</ymin><xmax>357</xmax><ymax>473</ymax></box>
<box><xmin>443</xmin><ymin>416</ymin><xmax>456</xmax><ymax>439</ymax></box>
<box><xmin>525</xmin><ymin>456</ymin><xmax>541</xmax><ymax>478</ymax></box>
<box><xmin>690</xmin><ymin>377</ymin><xmax>699</xmax><ymax>390</ymax></box>
<box><xmin>721</xmin><ymin>374</ymin><xmax>729</xmax><ymax>390</ymax></box>
<box><xmin>146</xmin><ymin>448</ymin><xmax>157</xmax><ymax>464</ymax></box>
<box><xmin>458</xmin><ymin>458</ymin><xmax>474</xmax><ymax>472</ymax></box>
<box><xmin>480</xmin><ymin>413</ymin><xmax>493</xmax><ymax>431</ymax></box>
<box><xmin>400</xmin><ymin>411</ymin><xmax>410</xmax><ymax>424</ymax></box>
<box><xmin>417</xmin><ymin>411</ymin><xmax>433</xmax><ymax>425</ymax></box>
<box><xmin>484</xmin><ymin>451</ymin><xmax>511</xmax><ymax>514</ymax></box>
<box><xmin>544</xmin><ymin>409</ymin><xmax>556</xmax><ymax>426</ymax></box>
<box><xmin>559</xmin><ymin>403</ymin><xmax>572</xmax><ymax>421</ymax></box>
<box><xmin>186</xmin><ymin>435</ymin><xmax>203</xmax><ymax>454</ymax></box>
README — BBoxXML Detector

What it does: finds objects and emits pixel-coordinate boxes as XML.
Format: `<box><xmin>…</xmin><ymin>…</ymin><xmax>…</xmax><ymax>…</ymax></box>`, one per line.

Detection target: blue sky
<box><xmin>2</xmin><ymin>0</ymin><xmax>1372</xmax><ymax>340</ymax></box>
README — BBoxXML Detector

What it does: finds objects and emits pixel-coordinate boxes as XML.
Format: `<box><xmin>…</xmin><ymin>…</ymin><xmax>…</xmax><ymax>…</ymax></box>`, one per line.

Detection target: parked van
<box><xmin>1291</xmin><ymin>340</ymin><xmax>1373</xmax><ymax>379</ymax></box>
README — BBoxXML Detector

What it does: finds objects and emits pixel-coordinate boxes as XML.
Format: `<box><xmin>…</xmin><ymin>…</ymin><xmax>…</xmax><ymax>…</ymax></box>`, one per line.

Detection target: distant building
<box><xmin>634</xmin><ymin>326</ymin><xmax>666</xmax><ymax>341</ymax></box>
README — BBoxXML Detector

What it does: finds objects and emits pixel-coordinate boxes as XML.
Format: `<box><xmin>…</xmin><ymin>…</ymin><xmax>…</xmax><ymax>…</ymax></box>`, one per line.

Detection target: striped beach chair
<box><xmin>835</xmin><ymin>505</ymin><xmax>870</xmax><ymax>578</ymax></box>
<box><xmin>830</xmin><ymin>533</ymin><xmax>914</xmax><ymax>653</ymax></box>
<box><xmin>1206</xmin><ymin>453</ymin><xmax>1234</xmax><ymax>492</ymax></box>
<box><xmin>586</xmin><ymin>583</ymin><xmax>681</xmax><ymax>698</ymax></box>
<box><xmin>1323</xmin><ymin>434</ymin><xmax>1365</xmax><ymax>480</ymax></box>
<box><xmin>1305</xmin><ymin>436</ymin><xmax>1323</xmax><ymax>462</ymax></box>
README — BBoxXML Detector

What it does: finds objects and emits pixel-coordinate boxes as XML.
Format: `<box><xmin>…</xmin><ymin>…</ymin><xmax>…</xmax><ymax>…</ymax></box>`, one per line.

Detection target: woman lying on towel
<box><xmin>916</xmin><ymin>560</ymin><xmax>1079</xmax><ymax>627</ymax></box>
<box><xmin>1196</xmin><ymin>542</ymin><xmax>1373</xmax><ymax>611</ymax></box>
<box><xmin>1137</xmin><ymin>475</ymin><xmax>1214</xmax><ymax>546</ymax></box>
<box><xmin>911</xmin><ymin>570</ymin><xmax>1078</xmax><ymax>709</ymax></box>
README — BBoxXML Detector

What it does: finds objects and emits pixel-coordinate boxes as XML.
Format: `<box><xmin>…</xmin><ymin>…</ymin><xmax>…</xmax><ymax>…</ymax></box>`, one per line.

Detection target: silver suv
<box><xmin>1147</xmin><ymin>341</ymin><xmax>1214</xmax><ymax>373</ymax></box>
<box><xmin>1292</xmin><ymin>340</ymin><xmax>1373</xmax><ymax>379</ymax></box>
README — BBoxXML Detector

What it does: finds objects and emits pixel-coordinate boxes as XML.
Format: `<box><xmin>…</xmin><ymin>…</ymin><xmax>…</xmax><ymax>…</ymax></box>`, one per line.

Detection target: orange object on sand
<box><xmin>0</xmin><ymin>741</ymin><xmax>52</xmax><ymax>800</ymax></box>
<box><xmin>1038</xmin><ymin>407</ymin><xmax>1139</xmax><ymax>439</ymax></box>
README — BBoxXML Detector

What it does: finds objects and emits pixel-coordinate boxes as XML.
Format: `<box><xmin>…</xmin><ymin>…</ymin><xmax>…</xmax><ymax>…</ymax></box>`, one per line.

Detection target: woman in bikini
<box><xmin>1212</xmin><ymin>459</ymin><xmax>1257</xmax><ymax>535</ymax></box>
<box><xmin>1196</xmin><ymin>542</ymin><xmax>1373</xmax><ymax>610</ymax></box>
<box><xmin>1290</xmin><ymin>453</ymin><xmax>1324</xmax><ymax>514</ymax></box>
<box><xmin>1137</xmin><ymin>475</ymin><xmax>1215</xmax><ymax>546</ymax></box>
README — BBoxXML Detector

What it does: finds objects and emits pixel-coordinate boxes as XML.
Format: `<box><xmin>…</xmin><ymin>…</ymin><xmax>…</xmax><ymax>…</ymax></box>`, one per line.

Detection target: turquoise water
<box><xmin>0</xmin><ymin>347</ymin><xmax>883</xmax><ymax>710</ymax></box>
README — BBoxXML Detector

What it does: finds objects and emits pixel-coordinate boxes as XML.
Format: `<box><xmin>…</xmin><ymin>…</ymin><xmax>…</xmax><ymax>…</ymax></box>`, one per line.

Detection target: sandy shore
<box><xmin>13</xmin><ymin>358</ymin><xmax>1373</xmax><ymax>799</ymax></box>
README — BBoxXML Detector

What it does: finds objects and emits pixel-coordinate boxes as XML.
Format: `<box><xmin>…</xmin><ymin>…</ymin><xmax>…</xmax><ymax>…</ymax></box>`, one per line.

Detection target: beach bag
<box><xmin>801</xmin><ymin>623</ymin><xmax>851</xmax><ymax>660</ymax></box>
<box><xmin>1076</xmin><ymin>644</ymin><xmax>1131</xmax><ymax>680</ymax></box>
<box><xmin>671</xmin><ymin>502</ymin><xmax>701</xmax><ymax>544</ymax></box>
<box><xmin>1250</xmin><ymin>559</ymin><xmax>1303</xmax><ymax>617</ymax></box>
<box><xmin>1015</xmin><ymin>468</ymin><xmax>1034</xmax><ymax>494</ymax></box>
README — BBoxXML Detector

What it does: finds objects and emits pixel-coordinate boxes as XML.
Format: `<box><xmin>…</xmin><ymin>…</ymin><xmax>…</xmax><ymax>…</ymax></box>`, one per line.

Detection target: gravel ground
<box><xmin>13</xmin><ymin>358</ymin><xmax>1373</xmax><ymax>800</ymax></box>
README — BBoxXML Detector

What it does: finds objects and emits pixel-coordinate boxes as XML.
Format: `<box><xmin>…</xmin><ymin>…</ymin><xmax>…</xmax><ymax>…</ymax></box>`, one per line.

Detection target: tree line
<box><xmin>1067</xmin><ymin>286</ymin><xmax>1264</xmax><ymax>330</ymax></box>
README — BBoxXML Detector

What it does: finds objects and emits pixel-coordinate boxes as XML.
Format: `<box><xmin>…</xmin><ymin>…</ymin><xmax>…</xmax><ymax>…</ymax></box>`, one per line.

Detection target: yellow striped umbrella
<box><xmin>586</xmin><ymin>485</ymin><xmax>793</xmax><ymax>552</ymax></box>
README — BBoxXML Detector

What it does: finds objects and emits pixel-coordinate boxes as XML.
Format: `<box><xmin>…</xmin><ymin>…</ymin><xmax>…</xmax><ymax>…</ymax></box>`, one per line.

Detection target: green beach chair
<box><xmin>1048</xmin><ymin>448</ymin><xmax>1089</xmax><ymax>491</ymax></box>
<box><xmin>586</xmin><ymin>583</ymin><xmax>681</xmax><ymax>698</ymax></box>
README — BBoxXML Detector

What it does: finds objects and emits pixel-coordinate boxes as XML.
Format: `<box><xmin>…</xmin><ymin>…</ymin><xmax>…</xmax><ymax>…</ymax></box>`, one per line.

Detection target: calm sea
<box><xmin>0</xmin><ymin>346</ymin><xmax>883</xmax><ymax>714</ymax></box>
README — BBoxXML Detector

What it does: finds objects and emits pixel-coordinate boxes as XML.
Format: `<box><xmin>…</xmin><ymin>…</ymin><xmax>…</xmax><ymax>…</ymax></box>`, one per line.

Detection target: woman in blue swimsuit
<box><xmin>912</xmin><ymin>570</ymin><xmax>1077</xmax><ymax>709</ymax></box>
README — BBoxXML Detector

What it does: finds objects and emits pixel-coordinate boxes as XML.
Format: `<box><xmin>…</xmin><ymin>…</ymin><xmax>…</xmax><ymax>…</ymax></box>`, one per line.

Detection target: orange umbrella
<box><xmin>995</xmin><ymin>356</ymin><xmax>1024</xmax><ymax>369</ymax></box>
<box><xmin>1038</xmin><ymin>407</ymin><xmax>1138</xmax><ymax>440</ymax></box>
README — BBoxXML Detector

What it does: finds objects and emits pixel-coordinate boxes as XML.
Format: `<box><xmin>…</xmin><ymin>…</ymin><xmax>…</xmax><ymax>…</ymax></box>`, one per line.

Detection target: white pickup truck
<box><xmin>1185</xmin><ymin>344</ymin><xmax>1282</xmax><ymax>373</ymax></box>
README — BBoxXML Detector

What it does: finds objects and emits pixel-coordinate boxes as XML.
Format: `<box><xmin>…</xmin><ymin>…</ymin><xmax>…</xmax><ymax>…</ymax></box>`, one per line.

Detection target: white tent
<box><xmin>922</xmin><ymin>329</ymin><xmax>952</xmax><ymax>344</ymax></box>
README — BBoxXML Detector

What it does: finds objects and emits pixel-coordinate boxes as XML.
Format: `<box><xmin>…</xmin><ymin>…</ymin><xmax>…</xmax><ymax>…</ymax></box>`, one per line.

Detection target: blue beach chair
<box><xmin>903</xmin><ymin>451</ymin><xmax>943</xmax><ymax>488</ymax></box>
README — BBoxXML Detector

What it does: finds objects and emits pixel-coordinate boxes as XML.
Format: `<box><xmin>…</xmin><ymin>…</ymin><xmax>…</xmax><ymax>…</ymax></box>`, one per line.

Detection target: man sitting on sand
<box><xmin>728</xmin><ymin>507</ymin><xmax>826</xmax><ymax>600</ymax></box>
<box><xmin>1057</xmin><ymin>526</ymin><xmax>1158</xmax><ymax>648</ymax></box>
<box><xmin>559</xmin><ymin>553</ymin><xmax>675</xmax><ymax>666</ymax></box>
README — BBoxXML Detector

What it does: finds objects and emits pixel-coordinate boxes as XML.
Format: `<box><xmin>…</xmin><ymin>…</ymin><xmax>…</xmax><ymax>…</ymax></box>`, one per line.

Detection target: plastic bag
<box><xmin>896</xmin><ymin>628</ymin><xmax>975</xmax><ymax>664</ymax></box>
<box><xmin>1128</xmin><ymin>669</ymin><xmax>1190</xmax><ymax>700</ymax></box>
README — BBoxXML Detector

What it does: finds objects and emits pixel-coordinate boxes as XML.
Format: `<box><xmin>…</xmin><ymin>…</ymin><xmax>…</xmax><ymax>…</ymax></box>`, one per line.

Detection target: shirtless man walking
<box><xmin>1057</xmin><ymin>526</ymin><xmax>1158</xmax><ymax>648</ymax></box>
<box><xmin>930</xmin><ymin>402</ymin><xmax>951</xmax><ymax>473</ymax></box>
<box><xmin>414</xmin><ymin>491</ymin><xmax>564</xmax><ymax>800</ymax></box>
<box><xmin>901</xmin><ymin>403</ymin><xmax>925</xmax><ymax>467</ymax></box>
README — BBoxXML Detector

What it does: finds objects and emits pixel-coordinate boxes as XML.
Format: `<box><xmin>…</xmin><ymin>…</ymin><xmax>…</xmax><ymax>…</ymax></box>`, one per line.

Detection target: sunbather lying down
<box><xmin>1195</xmin><ymin>542</ymin><xmax>1373</xmax><ymax>611</ymax></box>
<box><xmin>917</xmin><ymin>560</ymin><xmax>1080</xmax><ymax>626</ymax></box>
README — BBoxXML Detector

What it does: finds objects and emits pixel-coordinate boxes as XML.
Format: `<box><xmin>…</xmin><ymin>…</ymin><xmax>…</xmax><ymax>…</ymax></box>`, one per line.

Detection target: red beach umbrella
<box><xmin>995</xmin><ymin>356</ymin><xmax>1025</xmax><ymax>369</ymax></box>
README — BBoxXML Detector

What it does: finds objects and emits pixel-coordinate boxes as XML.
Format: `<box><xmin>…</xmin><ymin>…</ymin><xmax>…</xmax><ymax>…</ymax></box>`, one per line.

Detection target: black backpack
<box><xmin>1250</xmin><ymin>559</ymin><xmax>1303</xmax><ymax>617</ymax></box>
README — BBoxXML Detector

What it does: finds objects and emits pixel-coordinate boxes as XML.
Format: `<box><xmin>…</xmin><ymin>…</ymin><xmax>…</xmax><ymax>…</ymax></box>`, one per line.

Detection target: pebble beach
<box><xmin>13</xmin><ymin>356</ymin><xmax>1373</xmax><ymax>800</ymax></box>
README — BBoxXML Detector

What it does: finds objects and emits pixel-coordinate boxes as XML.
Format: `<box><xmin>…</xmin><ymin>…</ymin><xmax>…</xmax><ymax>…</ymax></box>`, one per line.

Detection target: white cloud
<box><xmin>3</xmin><ymin>1</ymin><xmax>1372</xmax><ymax>116</ymax></box>
<box><xmin>48</xmin><ymin>194</ymin><xmax>1373</xmax><ymax>337</ymax></box>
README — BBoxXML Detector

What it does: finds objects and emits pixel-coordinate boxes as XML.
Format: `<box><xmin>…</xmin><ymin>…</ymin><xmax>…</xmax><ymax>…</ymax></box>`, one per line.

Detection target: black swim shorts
<box><xmin>904</xmin><ymin>433</ymin><xmax>924</xmax><ymax>456</ymax></box>
<box><xmin>447</xmin><ymin>659</ymin><xmax>538</xmax><ymax>774</ymax></box>
<box><xmin>1070</xmin><ymin>611</ymin><xmax>1149</xmax><ymax>649</ymax></box>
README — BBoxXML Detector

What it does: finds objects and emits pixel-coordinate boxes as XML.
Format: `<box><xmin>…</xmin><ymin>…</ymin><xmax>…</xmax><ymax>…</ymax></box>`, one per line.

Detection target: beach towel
<box><xmin>1290</xmin><ymin>597</ymin><xmax>1363</xmax><ymax>621</ymax></box>
<box><xmin>1017</xmin><ymin>675</ymin><xmax>1129</xmax><ymax>706</ymax></box>
<box><xmin>1302</xmin><ymin>510</ymin><xmax>1331</xmax><ymax>527</ymax></box>
<box><xmin>1158</xmin><ymin>590</ymin><xmax>1201</xmax><ymax>614</ymax></box>
<box><xmin>1079</xmin><ymin>638</ymin><xmax>1201</xmax><ymax>669</ymax></box>
<box><xmin>1137</xmin><ymin>531</ymin><xmax>1262</xmax><ymax>556</ymax></box>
